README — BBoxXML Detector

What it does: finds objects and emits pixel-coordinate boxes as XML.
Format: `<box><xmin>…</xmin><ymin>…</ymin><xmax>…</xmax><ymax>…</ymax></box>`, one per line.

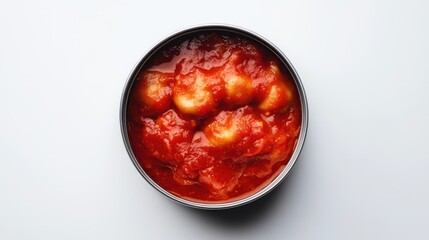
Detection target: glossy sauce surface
<box><xmin>127</xmin><ymin>32</ymin><xmax>301</xmax><ymax>202</ymax></box>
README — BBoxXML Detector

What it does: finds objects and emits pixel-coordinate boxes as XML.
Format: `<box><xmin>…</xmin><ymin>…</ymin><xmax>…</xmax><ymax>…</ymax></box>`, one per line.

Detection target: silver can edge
<box><xmin>119</xmin><ymin>24</ymin><xmax>309</xmax><ymax>210</ymax></box>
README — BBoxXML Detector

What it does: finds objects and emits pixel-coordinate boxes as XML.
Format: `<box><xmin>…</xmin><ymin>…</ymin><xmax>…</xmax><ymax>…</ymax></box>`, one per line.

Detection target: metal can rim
<box><xmin>119</xmin><ymin>24</ymin><xmax>309</xmax><ymax>210</ymax></box>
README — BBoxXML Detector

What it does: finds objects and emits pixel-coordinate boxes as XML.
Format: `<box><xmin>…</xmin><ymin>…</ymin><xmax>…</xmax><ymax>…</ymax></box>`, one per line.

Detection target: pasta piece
<box><xmin>136</xmin><ymin>71</ymin><xmax>173</xmax><ymax>114</ymax></box>
<box><xmin>203</xmin><ymin>107</ymin><xmax>270</xmax><ymax>157</ymax></box>
<box><xmin>203</xmin><ymin>111</ymin><xmax>238</xmax><ymax>147</ymax></box>
<box><xmin>257</xmin><ymin>64</ymin><xmax>293</xmax><ymax>115</ymax></box>
<box><xmin>173</xmin><ymin>70</ymin><xmax>216</xmax><ymax>117</ymax></box>
<box><xmin>223</xmin><ymin>72</ymin><xmax>253</xmax><ymax>105</ymax></box>
<box><xmin>258</xmin><ymin>81</ymin><xmax>293</xmax><ymax>115</ymax></box>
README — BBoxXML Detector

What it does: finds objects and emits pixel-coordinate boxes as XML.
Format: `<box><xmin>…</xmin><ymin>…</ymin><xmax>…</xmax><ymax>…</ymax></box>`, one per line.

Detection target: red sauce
<box><xmin>127</xmin><ymin>32</ymin><xmax>301</xmax><ymax>203</ymax></box>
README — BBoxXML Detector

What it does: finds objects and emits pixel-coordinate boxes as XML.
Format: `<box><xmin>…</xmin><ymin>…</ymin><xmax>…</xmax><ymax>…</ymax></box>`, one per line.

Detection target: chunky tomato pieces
<box><xmin>127</xmin><ymin>32</ymin><xmax>301</xmax><ymax>202</ymax></box>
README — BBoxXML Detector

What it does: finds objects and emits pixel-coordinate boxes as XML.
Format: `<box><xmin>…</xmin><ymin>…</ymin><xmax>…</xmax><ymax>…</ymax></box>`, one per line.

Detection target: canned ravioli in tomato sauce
<box><xmin>121</xmin><ymin>26</ymin><xmax>308</xmax><ymax>209</ymax></box>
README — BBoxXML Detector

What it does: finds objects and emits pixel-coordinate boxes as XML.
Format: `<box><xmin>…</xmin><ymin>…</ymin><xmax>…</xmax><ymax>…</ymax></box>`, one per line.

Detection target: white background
<box><xmin>1</xmin><ymin>0</ymin><xmax>428</xmax><ymax>239</ymax></box>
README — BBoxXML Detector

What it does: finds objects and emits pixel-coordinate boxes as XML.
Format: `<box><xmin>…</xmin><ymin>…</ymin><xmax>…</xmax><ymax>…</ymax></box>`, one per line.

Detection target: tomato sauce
<box><xmin>126</xmin><ymin>32</ymin><xmax>301</xmax><ymax>202</ymax></box>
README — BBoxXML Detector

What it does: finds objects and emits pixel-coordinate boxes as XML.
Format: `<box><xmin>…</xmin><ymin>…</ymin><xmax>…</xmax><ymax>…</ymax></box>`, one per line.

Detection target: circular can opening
<box><xmin>120</xmin><ymin>25</ymin><xmax>308</xmax><ymax>210</ymax></box>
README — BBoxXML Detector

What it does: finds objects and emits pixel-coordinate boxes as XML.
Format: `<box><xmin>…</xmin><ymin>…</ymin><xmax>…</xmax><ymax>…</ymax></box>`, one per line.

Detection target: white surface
<box><xmin>1</xmin><ymin>0</ymin><xmax>429</xmax><ymax>239</ymax></box>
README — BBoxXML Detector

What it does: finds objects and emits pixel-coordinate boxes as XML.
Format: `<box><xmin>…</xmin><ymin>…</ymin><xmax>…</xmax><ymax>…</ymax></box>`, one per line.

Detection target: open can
<box><xmin>120</xmin><ymin>24</ymin><xmax>308</xmax><ymax>210</ymax></box>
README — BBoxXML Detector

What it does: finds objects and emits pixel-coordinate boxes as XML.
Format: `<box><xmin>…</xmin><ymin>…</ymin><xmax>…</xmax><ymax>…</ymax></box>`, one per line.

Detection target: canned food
<box><xmin>120</xmin><ymin>24</ymin><xmax>308</xmax><ymax>209</ymax></box>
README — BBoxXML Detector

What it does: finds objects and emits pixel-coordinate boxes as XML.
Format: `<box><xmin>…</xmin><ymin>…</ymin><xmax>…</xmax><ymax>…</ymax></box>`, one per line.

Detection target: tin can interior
<box><xmin>120</xmin><ymin>25</ymin><xmax>308</xmax><ymax>210</ymax></box>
